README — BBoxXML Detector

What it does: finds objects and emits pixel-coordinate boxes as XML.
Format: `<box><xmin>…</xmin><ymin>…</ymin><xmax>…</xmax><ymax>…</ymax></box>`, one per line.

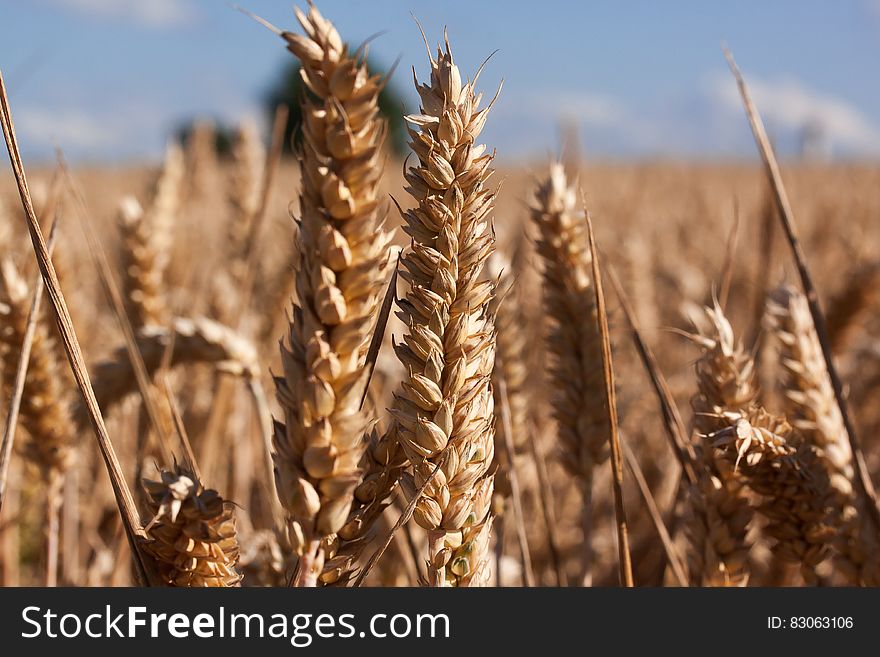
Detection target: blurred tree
<box><xmin>264</xmin><ymin>59</ymin><xmax>408</xmax><ymax>157</ymax></box>
<box><xmin>174</xmin><ymin>119</ymin><xmax>235</xmax><ymax>158</ymax></box>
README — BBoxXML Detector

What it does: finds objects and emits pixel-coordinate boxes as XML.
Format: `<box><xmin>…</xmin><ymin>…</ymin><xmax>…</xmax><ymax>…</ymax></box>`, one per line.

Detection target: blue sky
<box><xmin>2</xmin><ymin>0</ymin><xmax>880</xmax><ymax>163</ymax></box>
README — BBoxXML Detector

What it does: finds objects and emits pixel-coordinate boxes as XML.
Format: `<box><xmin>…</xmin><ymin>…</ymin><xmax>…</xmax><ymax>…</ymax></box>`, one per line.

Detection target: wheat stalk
<box><xmin>270</xmin><ymin>4</ymin><xmax>392</xmax><ymax>586</ymax></box>
<box><xmin>141</xmin><ymin>466</ymin><xmax>241</xmax><ymax>587</ymax></box>
<box><xmin>710</xmin><ymin>407</ymin><xmax>835</xmax><ymax>583</ymax></box>
<box><xmin>529</xmin><ymin>163</ymin><xmax>607</xmax><ymax>584</ymax></box>
<box><xmin>766</xmin><ymin>284</ymin><xmax>878</xmax><ymax>584</ymax></box>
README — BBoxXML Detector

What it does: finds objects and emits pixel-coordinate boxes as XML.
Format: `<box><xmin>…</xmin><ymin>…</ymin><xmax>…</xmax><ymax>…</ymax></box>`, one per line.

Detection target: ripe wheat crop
<box><xmin>0</xmin><ymin>2</ymin><xmax>879</xmax><ymax>589</ymax></box>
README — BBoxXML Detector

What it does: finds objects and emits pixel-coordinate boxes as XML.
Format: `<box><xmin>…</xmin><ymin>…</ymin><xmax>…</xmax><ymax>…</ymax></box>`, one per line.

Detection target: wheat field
<box><xmin>1</xmin><ymin>3</ymin><xmax>880</xmax><ymax>588</ymax></box>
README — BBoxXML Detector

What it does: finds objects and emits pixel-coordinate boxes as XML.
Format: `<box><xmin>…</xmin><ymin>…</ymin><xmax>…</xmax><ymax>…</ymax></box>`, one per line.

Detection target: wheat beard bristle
<box><xmin>384</xmin><ymin>36</ymin><xmax>498</xmax><ymax>588</ymax></box>
<box><xmin>710</xmin><ymin>406</ymin><xmax>836</xmax><ymax>585</ymax></box>
<box><xmin>687</xmin><ymin>304</ymin><xmax>755</xmax><ymax>586</ymax></box>
<box><xmin>140</xmin><ymin>466</ymin><xmax>241</xmax><ymax>587</ymax></box>
<box><xmin>766</xmin><ymin>284</ymin><xmax>878</xmax><ymax>585</ymax></box>
<box><xmin>271</xmin><ymin>3</ymin><xmax>392</xmax><ymax>586</ymax></box>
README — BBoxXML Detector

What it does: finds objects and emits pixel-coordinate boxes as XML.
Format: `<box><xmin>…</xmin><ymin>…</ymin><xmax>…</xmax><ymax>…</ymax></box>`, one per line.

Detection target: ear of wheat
<box><xmin>710</xmin><ymin>406</ymin><xmax>835</xmax><ymax>584</ymax></box>
<box><xmin>271</xmin><ymin>4</ymin><xmax>392</xmax><ymax>585</ymax></box>
<box><xmin>147</xmin><ymin>142</ymin><xmax>184</xmax><ymax>275</ymax></box>
<box><xmin>0</xmin><ymin>257</ymin><xmax>74</xmax><ymax>585</ymax></box>
<box><xmin>227</xmin><ymin>119</ymin><xmax>265</xmax><ymax>276</ymax></box>
<box><xmin>84</xmin><ymin>315</ymin><xmax>260</xmax><ymax>423</ymax></box>
<box><xmin>388</xmin><ymin>36</ymin><xmax>498</xmax><ymax>588</ymax></box>
<box><xmin>766</xmin><ymin>284</ymin><xmax>878</xmax><ymax>584</ymax></box>
<box><xmin>529</xmin><ymin>163</ymin><xmax>607</xmax><ymax>583</ymax></box>
<box><xmin>0</xmin><ymin>258</ymin><xmax>74</xmax><ymax>476</ymax></box>
<box><xmin>117</xmin><ymin>196</ymin><xmax>169</xmax><ymax>329</ymax></box>
<box><xmin>140</xmin><ymin>466</ymin><xmax>241</xmax><ymax>587</ymax></box>
<box><xmin>486</xmin><ymin>253</ymin><xmax>532</xmax><ymax>511</ymax></box>
<box><xmin>687</xmin><ymin>304</ymin><xmax>755</xmax><ymax>586</ymax></box>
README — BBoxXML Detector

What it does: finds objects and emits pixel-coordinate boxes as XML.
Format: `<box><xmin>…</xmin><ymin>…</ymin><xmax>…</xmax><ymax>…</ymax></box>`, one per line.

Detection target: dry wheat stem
<box><xmin>68</xmin><ymin>170</ymin><xmax>176</xmax><ymax>466</ymax></box>
<box><xmin>621</xmin><ymin>440</ymin><xmax>688</xmax><ymax>586</ymax></box>
<box><xmin>271</xmin><ymin>4</ymin><xmax>393</xmax><ymax>584</ymax></box>
<box><xmin>526</xmin><ymin>421</ymin><xmax>566</xmax><ymax>586</ymax></box>
<box><xmin>606</xmin><ymin>263</ymin><xmax>698</xmax><ymax>485</ymax></box>
<box><xmin>586</xmin><ymin>215</ymin><xmax>633</xmax><ymax>587</ymax></box>
<box><xmin>496</xmin><ymin>372</ymin><xmax>535</xmax><ymax>586</ymax></box>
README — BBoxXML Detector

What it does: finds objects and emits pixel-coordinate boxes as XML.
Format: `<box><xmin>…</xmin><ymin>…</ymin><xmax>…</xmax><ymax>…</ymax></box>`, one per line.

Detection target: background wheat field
<box><xmin>1</xmin><ymin>2</ymin><xmax>880</xmax><ymax>588</ymax></box>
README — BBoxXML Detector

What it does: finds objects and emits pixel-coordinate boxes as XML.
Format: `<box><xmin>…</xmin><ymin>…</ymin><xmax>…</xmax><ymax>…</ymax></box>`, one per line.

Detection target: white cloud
<box><xmin>503</xmin><ymin>90</ymin><xmax>626</xmax><ymax>127</ymax></box>
<box><xmin>13</xmin><ymin>98</ymin><xmax>263</xmax><ymax>162</ymax></box>
<box><xmin>46</xmin><ymin>0</ymin><xmax>198</xmax><ymax>28</ymax></box>
<box><xmin>708</xmin><ymin>72</ymin><xmax>880</xmax><ymax>154</ymax></box>
<box><xmin>16</xmin><ymin>107</ymin><xmax>123</xmax><ymax>150</ymax></box>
